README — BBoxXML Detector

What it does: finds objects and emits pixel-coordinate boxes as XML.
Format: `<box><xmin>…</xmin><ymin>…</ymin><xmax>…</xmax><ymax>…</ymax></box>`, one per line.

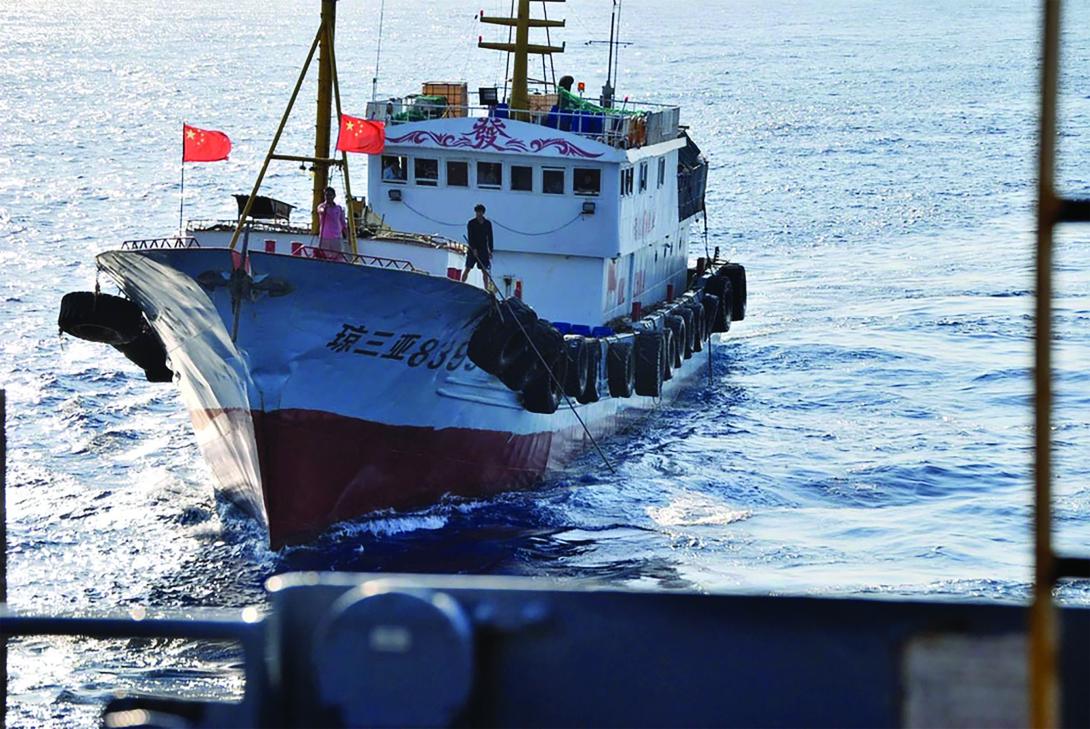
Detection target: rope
<box><xmin>400</xmin><ymin>199</ymin><xmax>584</xmax><ymax>237</ymax></box>
<box><xmin>491</xmin><ymin>212</ymin><xmax>584</xmax><ymax>236</ymax></box>
<box><xmin>469</xmin><ymin>251</ymin><xmax>616</xmax><ymax>475</ymax></box>
<box><xmin>542</xmin><ymin>1</ymin><xmax>556</xmax><ymax>91</ymax></box>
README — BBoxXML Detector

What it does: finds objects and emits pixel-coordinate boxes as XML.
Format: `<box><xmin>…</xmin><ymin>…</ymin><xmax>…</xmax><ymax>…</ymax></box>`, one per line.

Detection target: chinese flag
<box><xmin>336</xmin><ymin>114</ymin><xmax>385</xmax><ymax>154</ymax></box>
<box><xmin>183</xmin><ymin>124</ymin><xmax>231</xmax><ymax>162</ymax></box>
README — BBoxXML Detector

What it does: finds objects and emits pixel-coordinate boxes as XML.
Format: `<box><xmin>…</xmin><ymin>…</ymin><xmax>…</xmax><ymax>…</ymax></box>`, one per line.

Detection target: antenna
<box><xmin>602</xmin><ymin>0</ymin><xmax>617</xmax><ymax>107</ymax></box>
<box><xmin>612</xmin><ymin>0</ymin><xmax>624</xmax><ymax>100</ymax></box>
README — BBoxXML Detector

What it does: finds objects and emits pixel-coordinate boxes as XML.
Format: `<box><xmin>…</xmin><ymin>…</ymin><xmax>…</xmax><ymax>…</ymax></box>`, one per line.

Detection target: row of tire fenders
<box><xmin>466</xmin><ymin>263</ymin><xmax>747</xmax><ymax>414</ymax></box>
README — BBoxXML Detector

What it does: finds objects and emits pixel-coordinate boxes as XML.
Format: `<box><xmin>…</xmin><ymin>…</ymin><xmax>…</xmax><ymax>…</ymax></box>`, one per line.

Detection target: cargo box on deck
<box><xmin>421</xmin><ymin>82</ymin><xmax>468</xmax><ymax>116</ymax></box>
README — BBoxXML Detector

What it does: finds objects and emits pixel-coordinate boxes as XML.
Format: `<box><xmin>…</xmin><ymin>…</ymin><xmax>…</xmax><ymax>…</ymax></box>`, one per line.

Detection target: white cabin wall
<box><xmin>491</xmin><ymin>252</ymin><xmax>604</xmax><ymax>326</ymax></box>
<box><xmin>610</xmin><ymin>147</ymin><xmax>688</xmax><ymax>317</ymax></box>
<box><xmin>369</xmin><ymin>149</ymin><xmax>617</xmax><ymax>258</ymax></box>
<box><xmin>364</xmin><ymin>118</ymin><xmax>689</xmax><ymax>325</ymax></box>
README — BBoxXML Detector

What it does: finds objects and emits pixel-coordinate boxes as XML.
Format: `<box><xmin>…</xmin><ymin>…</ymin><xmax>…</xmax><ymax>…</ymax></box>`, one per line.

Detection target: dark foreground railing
<box><xmin>0</xmin><ymin>572</ymin><xmax>1088</xmax><ymax>728</ymax></box>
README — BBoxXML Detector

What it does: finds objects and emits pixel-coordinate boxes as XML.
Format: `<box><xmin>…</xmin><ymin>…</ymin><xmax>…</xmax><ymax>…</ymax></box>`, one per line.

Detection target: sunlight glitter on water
<box><xmin>3</xmin><ymin>0</ymin><xmax>1090</xmax><ymax>724</ymax></box>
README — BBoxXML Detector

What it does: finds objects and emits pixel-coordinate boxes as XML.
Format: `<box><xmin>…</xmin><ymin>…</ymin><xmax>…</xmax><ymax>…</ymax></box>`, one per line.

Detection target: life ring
<box><xmin>718</xmin><ymin>263</ymin><xmax>747</xmax><ymax>322</ymax></box>
<box><xmin>58</xmin><ymin>292</ymin><xmax>145</xmax><ymax>346</ymax></box>
<box><xmin>634</xmin><ymin>330</ymin><xmax>664</xmax><ymax>396</ymax></box>
<box><xmin>563</xmin><ymin>336</ymin><xmax>590</xmax><ymax>398</ymax></box>
<box><xmin>607</xmin><ymin>338</ymin><xmax>635</xmax><ymax>398</ymax></box>
<box><xmin>577</xmin><ymin>339</ymin><xmax>602</xmax><ymax>404</ymax></box>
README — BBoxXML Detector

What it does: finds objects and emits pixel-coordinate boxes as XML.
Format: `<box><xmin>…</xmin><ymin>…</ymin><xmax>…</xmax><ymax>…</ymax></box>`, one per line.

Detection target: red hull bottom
<box><xmin>206</xmin><ymin>409</ymin><xmax>554</xmax><ymax>547</ymax></box>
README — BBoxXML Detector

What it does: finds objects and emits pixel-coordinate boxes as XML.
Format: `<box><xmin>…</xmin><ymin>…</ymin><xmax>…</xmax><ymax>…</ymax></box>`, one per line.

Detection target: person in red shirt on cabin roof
<box><xmin>316</xmin><ymin>186</ymin><xmax>348</xmax><ymax>259</ymax></box>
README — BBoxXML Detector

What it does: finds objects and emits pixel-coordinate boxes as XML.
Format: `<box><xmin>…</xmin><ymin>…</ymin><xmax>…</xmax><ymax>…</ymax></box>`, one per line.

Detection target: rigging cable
<box><xmin>502</xmin><ymin>0</ymin><xmax>515</xmax><ymax>102</ymax></box>
<box><xmin>371</xmin><ymin>0</ymin><xmax>387</xmax><ymax>103</ymax></box>
<box><xmin>542</xmin><ymin>1</ymin><xmax>556</xmax><ymax>91</ymax></box>
<box><xmin>401</xmin><ymin>198</ymin><xmax>585</xmax><ymax>236</ymax></box>
<box><xmin>703</xmin><ymin>203</ymin><xmax>711</xmax><ymax>263</ymax></box>
<box><xmin>473</xmin><ymin>262</ymin><xmax>616</xmax><ymax>475</ymax></box>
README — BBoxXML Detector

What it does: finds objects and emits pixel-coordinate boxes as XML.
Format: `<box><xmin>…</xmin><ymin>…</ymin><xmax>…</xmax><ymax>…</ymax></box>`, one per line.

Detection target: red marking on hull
<box><xmin>197</xmin><ymin>408</ymin><xmax>553</xmax><ymax>547</ymax></box>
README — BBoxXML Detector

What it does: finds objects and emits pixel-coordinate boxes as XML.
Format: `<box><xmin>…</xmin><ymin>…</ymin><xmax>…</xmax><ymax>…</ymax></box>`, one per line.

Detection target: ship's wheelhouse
<box><xmin>365</xmin><ymin>103</ymin><xmax>704</xmax><ymax>328</ymax></box>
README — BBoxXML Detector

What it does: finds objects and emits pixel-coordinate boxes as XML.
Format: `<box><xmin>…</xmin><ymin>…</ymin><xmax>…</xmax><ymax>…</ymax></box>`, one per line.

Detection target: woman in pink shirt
<box><xmin>316</xmin><ymin>186</ymin><xmax>347</xmax><ymax>259</ymax></box>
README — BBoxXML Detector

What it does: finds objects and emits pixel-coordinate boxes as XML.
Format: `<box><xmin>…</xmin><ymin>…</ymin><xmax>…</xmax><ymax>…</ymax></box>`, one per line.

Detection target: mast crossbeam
<box><xmin>480</xmin><ymin>16</ymin><xmax>565</xmax><ymax>29</ymax></box>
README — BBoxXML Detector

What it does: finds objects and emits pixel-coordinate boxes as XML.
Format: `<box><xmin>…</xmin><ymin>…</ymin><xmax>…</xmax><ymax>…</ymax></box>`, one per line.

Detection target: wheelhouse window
<box><xmin>574</xmin><ymin>168</ymin><xmax>600</xmax><ymax>196</ymax></box>
<box><xmin>414</xmin><ymin>157</ymin><xmax>438</xmax><ymax>186</ymax></box>
<box><xmin>543</xmin><ymin>167</ymin><xmax>565</xmax><ymax>195</ymax></box>
<box><xmin>511</xmin><ymin>165</ymin><xmax>533</xmax><ymax>192</ymax></box>
<box><xmin>381</xmin><ymin>155</ymin><xmax>407</xmax><ymax>183</ymax></box>
<box><xmin>447</xmin><ymin>160</ymin><xmax>468</xmax><ymax>187</ymax></box>
<box><xmin>638</xmin><ymin>162</ymin><xmax>648</xmax><ymax>192</ymax></box>
<box><xmin>657</xmin><ymin>157</ymin><xmax>666</xmax><ymax>188</ymax></box>
<box><xmin>477</xmin><ymin>161</ymin><xmax>502</xmax><ymax>188</ymax></box>
<box><xmin>621</xmin><ymin>167</ymin><xmax>634</xmax><ymax>196</ymax></box>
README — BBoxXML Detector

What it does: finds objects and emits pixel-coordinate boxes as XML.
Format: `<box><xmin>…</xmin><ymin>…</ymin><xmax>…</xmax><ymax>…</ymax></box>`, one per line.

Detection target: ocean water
<box><xmin>2</xmin><ymin>0</ymin><xmax>1090</xmax><ymax>724</ymax></box>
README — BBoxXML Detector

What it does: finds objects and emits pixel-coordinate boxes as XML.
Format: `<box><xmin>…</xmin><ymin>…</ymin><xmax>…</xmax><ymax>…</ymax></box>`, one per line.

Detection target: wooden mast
<box><xmin>229</xmin><ymin>0</ymin><xmax>353</xmax><ymax>253</ymax></box>
<box><xmin>312</xmin><ymin>0</ymin><xmax>336</xmax><ymax>234</ymax></box>
<box><xmin>480</xmin><ymin>0</ymin><xmax>565</xmax><ymax>119</ymax></box>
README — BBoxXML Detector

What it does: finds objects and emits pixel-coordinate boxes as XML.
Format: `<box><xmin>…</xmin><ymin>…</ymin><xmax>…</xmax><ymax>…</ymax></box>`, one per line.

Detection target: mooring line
<box><xmin>473</xmin><ymin>260</ymin><xmax>617</xmax><ymax>475</ymax></box>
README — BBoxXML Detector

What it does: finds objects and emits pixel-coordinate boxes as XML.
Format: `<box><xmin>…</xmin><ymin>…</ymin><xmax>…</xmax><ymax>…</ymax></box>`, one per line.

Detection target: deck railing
<box><xmin>117</xmin><ymin>237</ymin><xmax>420</xmax><ymax>272</ymax></box>
<box><xmin>366</xmin><ymin>99</ymin><xmax>681</xmax><ymax>148</ymax></box>
<box><xmin>120</xmin><ymin>237</ymin><xmax>200</xmax><ymax>250</ymax></box>
<box><xmin>287</xmin><ymin>244</ymin><xmax>420</xmax><ymax>272</ymax></box>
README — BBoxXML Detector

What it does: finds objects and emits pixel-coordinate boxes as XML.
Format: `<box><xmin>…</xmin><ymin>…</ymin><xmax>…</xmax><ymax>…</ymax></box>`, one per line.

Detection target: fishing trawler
<box><xmin>58</xmin><ymin>0</ymin><xmax>746</xmax><ymax>547</ymax></box>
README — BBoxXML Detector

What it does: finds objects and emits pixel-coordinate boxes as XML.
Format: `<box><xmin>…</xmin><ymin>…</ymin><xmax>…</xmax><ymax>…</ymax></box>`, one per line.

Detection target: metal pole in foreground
<box><xmin>1</xmin><ymin>389</ymin><xmax>7</xmax><ymax>729</ymax></box>
<box><xmin>1030</xmin><ymin>1</ymin><xmax>1061</xmax><ymax>725</ymax></box>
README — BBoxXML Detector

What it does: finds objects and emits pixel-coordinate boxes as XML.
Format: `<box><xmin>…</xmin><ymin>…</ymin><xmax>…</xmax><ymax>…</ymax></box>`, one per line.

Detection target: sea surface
<box><xmin>2</xmin><ymin>0</ymin><xmax>1090</xmax><ymax>725</ymax></box>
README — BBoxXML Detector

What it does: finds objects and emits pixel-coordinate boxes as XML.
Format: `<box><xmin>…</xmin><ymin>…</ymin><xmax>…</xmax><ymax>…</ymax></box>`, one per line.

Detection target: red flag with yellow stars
<box><xmin>336</xmin><ymin>114</ymin><xmax>385</xmax><ymax>154</ymax></box>
<box><xmin>182</xmin><ymin>124</ymin><xmax>231</xmax><ymax>162</ymax></box>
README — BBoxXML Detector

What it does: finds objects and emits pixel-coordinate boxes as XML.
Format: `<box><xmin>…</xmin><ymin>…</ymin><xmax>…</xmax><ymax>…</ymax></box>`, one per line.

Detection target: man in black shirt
<box><xmin>462</xmin><ymin>203</ymin><xmax>494</xmax><ymax>282</ymax></box>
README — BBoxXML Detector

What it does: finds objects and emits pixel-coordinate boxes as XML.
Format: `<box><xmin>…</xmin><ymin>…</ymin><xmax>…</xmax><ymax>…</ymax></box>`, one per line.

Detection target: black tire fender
<box><xmin>634</xmin><ymin>330</ymin><xmax>664</xmax><ymax>397</ymax></box>
<box><xmin>577</xmin><ymin>339</ymin><xmax>602</xmax><ymax>404</ymax></box>
<box><xmin>500</xmin><ymin>319</ymin><xmax>564</xmax><ymax>391</ymax></box>
<box><xmin>701</xmin><ymin>293</ymin><xmax>722</xmax><ymax>337</ymax></box>
<box><xmin>563</xmin><ymin>336</ymin><xmax>590</xmax><ymax>398</ymax></box>
<box><xmin>688</xmin><ymin>302</ymin><xmax>705</xmax><ymax>352</ymax></box>
<box><xmin>467</xmin><ymin>299</ymin><xmax>538</xmax><ymax>375</ymax></box>
<box><xmin>665</xmin><ymin>314</ymin><xmax>687</xmax><ymax>367</ymax></box>
<box><xmin>718</xmin><ymin>262</ymin><xmax>747</xmax><ymax>321</ymax></box>
<box><xmin>606</xmin><ymin>338</ymin><xmax>635</xmax><ymax>398</ymax></box>
<box><xmin>703</xmin><ymin>277</ymin><xmax>733</xmax><ymax>333</ymax></box>
<box><xmin>662</xmin><ymin>327</ymin><xmax>675</xmax><ymax>381</ymax></box>
<box><xmin>521</xmin><ymin>350</ymin><xmax>568</xmax><ymax>414</ymax></box>
<box><xmin>113</xmin><ymin>326</ymin><xmax>173</xmax><ymax>383</ymax></box>
<box><xmin>58</xmin><ymin>292</ymin><xmax>145</xmax><ymax>345</ymax></box>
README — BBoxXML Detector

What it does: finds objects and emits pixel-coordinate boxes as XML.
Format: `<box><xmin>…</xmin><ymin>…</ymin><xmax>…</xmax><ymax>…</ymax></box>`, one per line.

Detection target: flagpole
<box><xmin>179</xmin><ymin>122</ymin><xmax>186</xmax><ymax>240</ymax></box>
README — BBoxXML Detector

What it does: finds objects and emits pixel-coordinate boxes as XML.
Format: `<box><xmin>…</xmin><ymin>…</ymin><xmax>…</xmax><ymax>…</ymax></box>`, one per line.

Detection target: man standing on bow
<box><xmin>462</xmin><ymin>203</ymin><xmax>494</xmax><ymax>282</ymax></box>
<box><xmin>316</xmin><ymin>186</ymin><xmax>348</xmax><ymax>259</ymax></box>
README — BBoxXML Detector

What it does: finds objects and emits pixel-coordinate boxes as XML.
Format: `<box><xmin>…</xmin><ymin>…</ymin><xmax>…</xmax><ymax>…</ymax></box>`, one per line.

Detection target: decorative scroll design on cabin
<box><xmin>388</xmin><ymin>117</ymin><xmax>603</xmax><ymax>159</ymax></box>
<box><xmin>528</xmin><ymin>138</ymin><xmax>603</xmax><ymax>158</ymax></box>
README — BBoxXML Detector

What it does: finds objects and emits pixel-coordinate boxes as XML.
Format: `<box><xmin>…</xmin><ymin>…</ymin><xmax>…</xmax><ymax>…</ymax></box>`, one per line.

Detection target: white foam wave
<box><xmin>647</xmin><ymin>493</ymin><xmax>751</xmax><ymax>528</ymax></box>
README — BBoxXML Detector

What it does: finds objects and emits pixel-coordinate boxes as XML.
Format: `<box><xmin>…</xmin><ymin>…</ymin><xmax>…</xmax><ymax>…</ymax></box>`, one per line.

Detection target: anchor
<box><xmin>195</xmin><ymin>227</ymin><xmax>293</xmax><ymax>341</ymax></box>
